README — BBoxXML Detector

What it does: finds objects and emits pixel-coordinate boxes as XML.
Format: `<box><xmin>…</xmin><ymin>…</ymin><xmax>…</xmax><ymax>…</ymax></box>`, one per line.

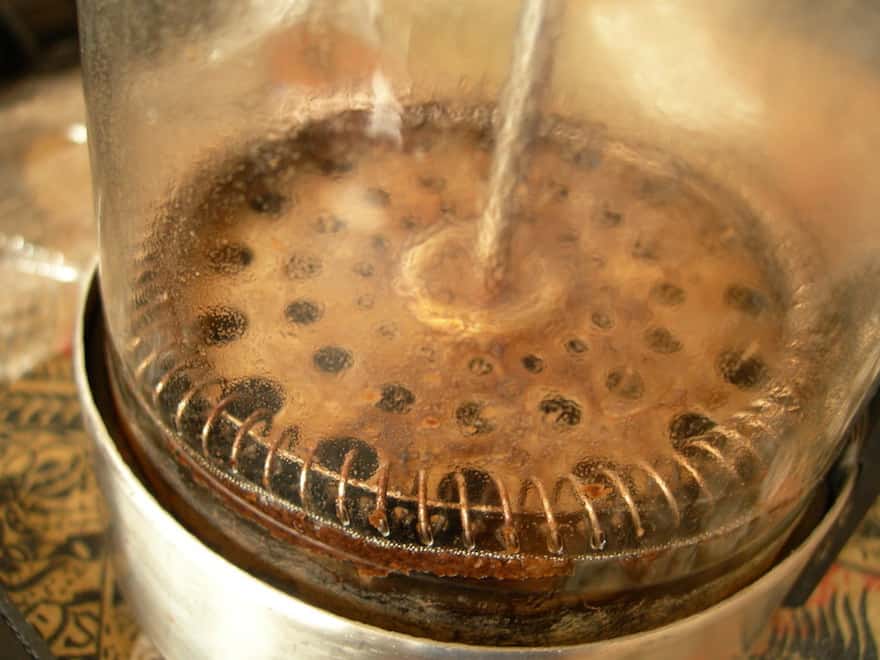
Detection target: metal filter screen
<box><xmin>121</xmin><ymin>105</ymin><xmax>826</xmax><ymax>583</ymax></box>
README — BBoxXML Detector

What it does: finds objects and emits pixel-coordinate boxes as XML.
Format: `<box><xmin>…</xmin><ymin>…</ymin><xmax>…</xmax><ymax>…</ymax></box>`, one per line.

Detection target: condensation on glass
<box><xmin>78</xmin><ymin>0</ymin><xmax>880</xmax><ymax>646</ymax></box>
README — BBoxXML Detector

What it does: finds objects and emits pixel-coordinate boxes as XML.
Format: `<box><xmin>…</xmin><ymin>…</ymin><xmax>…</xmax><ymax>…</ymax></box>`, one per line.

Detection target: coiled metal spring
<box><xmin>123</xmin><ymin>341</ymin><xmax>789</xmax><ymax>557</ymax></box>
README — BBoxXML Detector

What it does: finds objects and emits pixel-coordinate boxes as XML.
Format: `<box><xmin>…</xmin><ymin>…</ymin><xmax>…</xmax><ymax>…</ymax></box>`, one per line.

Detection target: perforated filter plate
<box><xmin>121</xmin><ymin>105</ymin><xmax>826</xmax><ymax>583</ymax></box>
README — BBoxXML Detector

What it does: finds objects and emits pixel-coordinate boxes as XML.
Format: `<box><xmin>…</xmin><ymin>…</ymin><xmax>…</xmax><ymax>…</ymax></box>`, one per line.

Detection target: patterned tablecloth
<box><xmin>0</xmin><ymin>72</ymin><xmax>879</xmax><ymax>660</ymax></box>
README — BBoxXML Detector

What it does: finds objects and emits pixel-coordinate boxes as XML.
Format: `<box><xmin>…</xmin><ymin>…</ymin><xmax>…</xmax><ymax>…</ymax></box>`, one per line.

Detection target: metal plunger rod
<box><xmin>476</xmin><ymin>0</ymin><xmax>563</xmax><ymax>293</ymax></box>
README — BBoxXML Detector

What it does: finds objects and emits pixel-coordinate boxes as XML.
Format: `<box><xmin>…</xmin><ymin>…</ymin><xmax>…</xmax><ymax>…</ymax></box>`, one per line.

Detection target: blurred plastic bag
<box><xmin>0</xmin><ymin>72</ymin><xmax>94</xmax><ymax>382</ymax></box>
<box><xmin>0</xmin><ymin>234</ymin><xmax>81</xmax><ymax>382</ymax></box>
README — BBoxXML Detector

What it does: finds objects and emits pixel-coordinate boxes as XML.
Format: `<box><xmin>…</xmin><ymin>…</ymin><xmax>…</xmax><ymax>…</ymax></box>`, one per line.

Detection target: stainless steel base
<box><xmin>74</xmin><ymin>268</ymin><xmax>856</xmax><ymax>659</ymax></box>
